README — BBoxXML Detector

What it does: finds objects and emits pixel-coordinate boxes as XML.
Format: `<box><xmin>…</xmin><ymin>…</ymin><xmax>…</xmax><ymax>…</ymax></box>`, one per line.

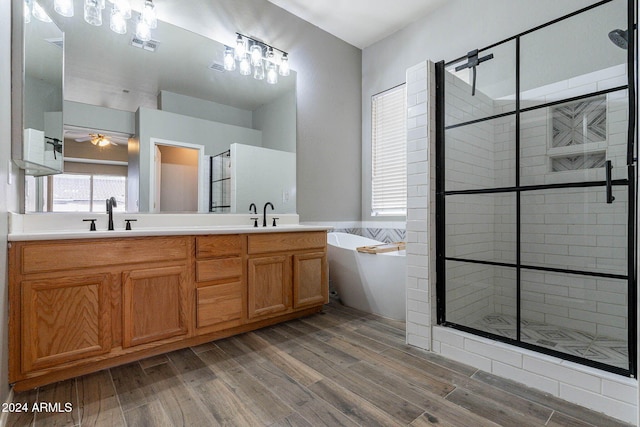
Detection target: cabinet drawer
<box><xmin>247</xmin><ymin>232</ymin><xmax>326</xmax><ymax>255</ymax></box>
<box><xmin>197</xmin><ymin>282</ymin><xmax>243</xmax><ymax>328</ymax></box>
<box><xmin>20</xmin><ymin>237</ymin><xmax>189</xmax><ymax>274</ymax></box>
<box><xmin>196</xmin><ymin>235</ymin><xmax>242</xmax><ymax>258</ymax></box>
<box><xmin>196</xmin><ymin>257</ymin><xmax>242</xmax><ymax>282</ymax></box>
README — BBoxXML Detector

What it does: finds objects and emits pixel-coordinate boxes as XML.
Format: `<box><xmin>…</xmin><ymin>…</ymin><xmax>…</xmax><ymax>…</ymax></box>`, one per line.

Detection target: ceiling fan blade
<box><xmin>75</xmin><ymin>136</ymin><xmax>92</xmax><ymax>142</ymax></box>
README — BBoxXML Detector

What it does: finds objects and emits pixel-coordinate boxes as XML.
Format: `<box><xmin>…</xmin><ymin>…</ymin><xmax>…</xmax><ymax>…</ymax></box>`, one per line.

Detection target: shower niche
<box><xmin>436</xmin><ymin>0</ymin><xmax>635</xmax><ymax>376</ymax></box>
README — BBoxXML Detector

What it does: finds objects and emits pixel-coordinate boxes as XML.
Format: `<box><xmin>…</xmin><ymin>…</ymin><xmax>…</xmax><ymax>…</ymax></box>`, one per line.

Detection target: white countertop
<box><xmin>8</xmin><ymin>213</ymin><xmax>332</xmax><ymax>241</ymax></box>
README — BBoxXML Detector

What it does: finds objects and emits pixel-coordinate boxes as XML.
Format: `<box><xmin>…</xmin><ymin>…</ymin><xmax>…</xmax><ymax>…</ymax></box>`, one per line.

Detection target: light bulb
<box><xmin>141</xmin><ymin>0</ymin><xmax>157</xmax><ymax>29</ymax></box>
<box><xmin>24</xmin><ymin>0</ymin><xmax>32</xmax><ymax>24</ymax></box>
<box><xmin>84</xmin><ymin>0</ymin><xmax>102</xmax><ymax>26</ymax></box>
<box><xmin>250</xmin><ymin>44</ymin><xmax>263</xmax><ymax>66</ymax></box>
<box><xmin>279</xmin><ymin>53</ymin><xmax>290</xmax><ymax>76</ymax></box>
<box><xmin>54</xmin><ymin>0</ymin><xmax>74</xmax><ymax>17</ymax></box>
<box><xmin>235</xmin><ymin>35</ymin><xmax>245</xmax><ymax>60</ymax></box>
<box><xmin>98</xmin><ymin>138</ymin><xmax>110</xmax><ymax>147</ymax></box>
<box><xmin>266</xmin><ymin>63</ymin><xmax>278</xmax><ymax>85</ymax></box>
<box><xmin>239</xmin><ymin>55</ymin><xmax>251</xmax><ymax>76</ymax></box>
<box><xmin>265</xmin><ymin>49</ymin><xmax>278</xmax><ymax>84</ymax></box>
<box><xmin>253</xmin><ymin>61</ymin><xmax>265</xmax><ymax>81</ymax></box>
<box><xmin>33</xmin><ymin>1</ymin><xmax>52</xmax><ymax>22</ymax></box>
<box><xmin>135</xmin><ymin>16</ymin><xmax>151</xmax><ymax>41</ymax></box>
<box><xmin>112</xmin><ymin>0</ymin><xmax>131</xmax><ymax>19</ymax></box>
<box><xmin>223</xmin><ymin>48</ymin><xmax>236</xmax><ymax>71</ymax></box>
<box><xmin>110</xmin><ymin>8</ymin><xmax>127</xmax><ymax>34</ymax></box>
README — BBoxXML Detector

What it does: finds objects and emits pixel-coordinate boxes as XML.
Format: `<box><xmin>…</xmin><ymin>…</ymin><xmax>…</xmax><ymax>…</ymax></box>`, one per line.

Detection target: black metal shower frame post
<box><xmin>435</xmin><ymin>61</ymin><xmax>446</xmax><ymax>324</ymax></box>
<box><xmin>626</xmin><ymin>0</ymin><xmax>637</xmax><ymax>378</ymax></box>
<box><xmin>515</xmin><ymin>36</ymin><xmax>521</xmax><ymax>343</ymax></box>
<box><xmin>436</xmin><ymin>0</ymin><xmax>637</xmax><ymax>377</ymax></box>
<box><xmin>209</xmin><ymin>155</ymin><xmax>213</xmax><ymax>213</ymax></box>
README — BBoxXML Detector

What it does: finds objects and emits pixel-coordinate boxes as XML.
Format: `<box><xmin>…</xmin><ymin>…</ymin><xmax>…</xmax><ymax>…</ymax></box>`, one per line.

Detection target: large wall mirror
<box><xmin>14</xmin><ymin>0</ymin><xmax>64</xmax><ymax>178</ymax></box>
<box><xmin>19</xmin><ymin>0</ymin><xmax>296</xmax><ymax>214</ymax></box>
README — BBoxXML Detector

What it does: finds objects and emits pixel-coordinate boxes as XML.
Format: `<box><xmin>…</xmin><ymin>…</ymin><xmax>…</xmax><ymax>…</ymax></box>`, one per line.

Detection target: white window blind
<box><xmin>372</xmin><ymin>84</ymin><xmax>407</xmax><ymax>216</ymax></box>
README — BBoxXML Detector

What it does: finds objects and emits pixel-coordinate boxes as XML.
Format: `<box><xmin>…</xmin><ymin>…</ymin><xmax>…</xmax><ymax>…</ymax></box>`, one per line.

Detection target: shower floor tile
<box><xmin>475</xmin><ymin>313</ymin><xmax>629</xmax><ymax>370</ymax></box>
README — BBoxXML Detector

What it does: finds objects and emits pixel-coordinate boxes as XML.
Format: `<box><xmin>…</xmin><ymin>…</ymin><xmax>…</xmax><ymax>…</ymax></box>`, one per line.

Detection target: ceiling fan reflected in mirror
<box><xmin>75</xmin><ymin>133</ymin><xmax>117</xmax><ymax>147</ymax></box>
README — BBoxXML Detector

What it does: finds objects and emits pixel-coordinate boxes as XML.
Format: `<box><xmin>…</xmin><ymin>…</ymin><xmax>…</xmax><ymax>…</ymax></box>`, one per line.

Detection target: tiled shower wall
<box><xmin>444</xmin><ymin>63</ymin><xmax>629</xmax><ymax>340</ymax></box>
<box><xmin>405</xmin><ymin>60</ymin><xmax>637</xmax><ymax>424</ymax></box>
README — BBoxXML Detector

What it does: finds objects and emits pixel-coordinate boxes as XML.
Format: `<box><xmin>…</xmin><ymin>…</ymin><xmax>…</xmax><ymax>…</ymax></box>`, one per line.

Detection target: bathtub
<box><xmin>327</xmin><ymin>232</ymin><xmax>406</xmax><ymax>321</ymax></box>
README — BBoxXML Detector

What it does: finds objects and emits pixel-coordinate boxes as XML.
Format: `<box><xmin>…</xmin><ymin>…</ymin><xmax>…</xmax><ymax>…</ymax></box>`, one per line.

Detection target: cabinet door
<box><xmin>247</xmin><ymin>255</ymin><xmax>290</xmax><ymax>319</ymax></box>
<box><xmin>293</xmin><ymin>252</ymin><xmax>328</xmax><ymax>309</ymax></box>
<box><xmin>122</xmin><ymin>265</ymin><xmax>188</xmax><ymax>348</ymax></box>
<box><xmin>22</xmin><ymin>274</ymin><xmax>111</xmax><ymax>372</ymax></box>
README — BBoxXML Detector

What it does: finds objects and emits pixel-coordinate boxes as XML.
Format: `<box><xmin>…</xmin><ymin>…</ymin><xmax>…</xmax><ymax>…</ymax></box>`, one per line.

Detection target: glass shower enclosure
<box><xmin>436</xmin><ymin>0</ymin><xmax>636</xmax><ymax>376</ymax></box>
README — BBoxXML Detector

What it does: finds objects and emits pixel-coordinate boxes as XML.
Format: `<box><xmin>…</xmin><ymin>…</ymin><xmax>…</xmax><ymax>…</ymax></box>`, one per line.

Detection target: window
<box><xmin>51</xmin><ymin>173</ymin><xmax>126</xmax><ymax>212</ymax></box>
<box><xmin>371</xmin><ymin>84</ymin><xmax>407</xmax><ymax>216</ymax></box>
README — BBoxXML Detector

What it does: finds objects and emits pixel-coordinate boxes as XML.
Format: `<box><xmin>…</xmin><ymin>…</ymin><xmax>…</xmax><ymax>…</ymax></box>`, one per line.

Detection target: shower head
<box><xmin>608</xmin><ymin>29</ymin><xmax>628</xmax><ymax>49</ymax></box>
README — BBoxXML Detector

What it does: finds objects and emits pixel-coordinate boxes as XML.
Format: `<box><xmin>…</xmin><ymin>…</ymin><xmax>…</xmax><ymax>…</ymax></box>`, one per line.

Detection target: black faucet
<box><xmin>249</xmin><ymin>203</ymin><xmax>257</xmax><ymax>214</ymax></box>
<box><xmin>262</xmin><ymin>202</ymin><xmax>274</xmax><ymax>227</ymax></box>
<box><xmin>106</xmin><ymin>197</ymin><xmax>117</xmax><ymax>231</ymax></box>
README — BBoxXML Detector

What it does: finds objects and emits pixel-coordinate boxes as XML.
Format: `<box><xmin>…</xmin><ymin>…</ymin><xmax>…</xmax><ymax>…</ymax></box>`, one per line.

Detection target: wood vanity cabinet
<box><xmin>247</xmin><ymin>231</ymin><xmax>328</xmax><ymax>320</ymax></box>
<box><xmin>8</xmin><ymin>230</ymin><xmax>327</xmax><ymax>391</ymax></box>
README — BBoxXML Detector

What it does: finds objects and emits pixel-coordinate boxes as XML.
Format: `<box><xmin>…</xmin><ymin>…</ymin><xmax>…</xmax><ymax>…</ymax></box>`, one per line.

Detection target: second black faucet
<box><xmin>263</xmin><ymin>202</ymin><xmax>274</xmax><ymax>227</ymax></box>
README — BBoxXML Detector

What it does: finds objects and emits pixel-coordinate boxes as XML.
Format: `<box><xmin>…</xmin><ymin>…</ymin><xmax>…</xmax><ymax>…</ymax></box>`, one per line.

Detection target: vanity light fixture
<box><xmin>109</xmin><ymin>0</ymin><xmax>131</xmax><ymax>34</ymax></box>
<box><xmin>54</xmin><ymin>0</ymin><xmax>74</xmax><ymax>17</ymax></box>
<box><xmin>135</xmin><ymin>14</ymin><xmax>152</xmax><ymax>41</ymax></box>
<box><xmin>266</xmin><ymin>49</ymin><xmax>278</xmax><ymax>85</ymax></box>
<box><xmin>141</xmin><ymin>0</ymin><xmax>157</xmax><ymax>29</ymax></box>
<box><xmin>224</xmin><ymin>33</ymin><xmax>290</xmax><ymax>84</ymax></box>
<box><xmin>28</xmin><ymin>0</ymin><xmax>53</xmax><ymax>23</ymax></box>
<box><xmin>48</xmin><ymin>0</ymin><xmax>141</xmax><ymax>37</ymax></box>
<box><xmin>109</xmin><ymin>7</ymin><xmax>127</xmax><ymax>34</ymax></box>
<box><xmin>84</xmin><ymin>0</ymin><xmax>102</xmax><ymax>26</ymax></box>
<box><xmin>223</xmin><ymin>47</ymin><xmax>236</xmax><ymax>71</ymax></box>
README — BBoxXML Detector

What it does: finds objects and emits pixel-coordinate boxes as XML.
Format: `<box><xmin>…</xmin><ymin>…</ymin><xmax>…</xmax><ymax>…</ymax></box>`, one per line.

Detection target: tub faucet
<box><xmin>106</xmin><ymin>197</ymin><xmax>117</xmax><ymax>231</ymax></box>
<box><xmin>249</xmin><ymin>203</ymin><xmax>257</xmax><ymax>214</ymax></box>
<box><xmin>263</xmin><ymin>202</ymin><xmax>274</xmax><ymax>227</ymax></box>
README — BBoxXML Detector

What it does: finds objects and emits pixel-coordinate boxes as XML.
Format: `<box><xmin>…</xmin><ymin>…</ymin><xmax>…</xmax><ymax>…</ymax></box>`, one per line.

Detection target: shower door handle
<box><xmin>606</xmin><ymin>160</ymin><xmax>615</xmax><ymax>204</ymax></box>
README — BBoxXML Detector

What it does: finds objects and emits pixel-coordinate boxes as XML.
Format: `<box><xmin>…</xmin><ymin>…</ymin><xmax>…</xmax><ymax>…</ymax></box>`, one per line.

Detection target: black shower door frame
<box><xmin>435</xmin><ymin>0</ymin><xmax>637</xmax><ymax>377</ymax></box>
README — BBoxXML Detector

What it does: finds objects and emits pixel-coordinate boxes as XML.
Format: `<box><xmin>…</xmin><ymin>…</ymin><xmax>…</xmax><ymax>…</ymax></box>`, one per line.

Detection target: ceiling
<box><xmin>266</xmin><ymin>0</ymin><xmax>448</xmax><ymax>49</ymax></box>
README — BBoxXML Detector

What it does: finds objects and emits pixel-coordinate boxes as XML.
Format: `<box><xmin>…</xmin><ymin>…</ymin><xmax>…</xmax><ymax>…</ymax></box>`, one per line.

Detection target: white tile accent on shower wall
<box><xmin>405</xmin><ymin>60</ymin><xmax>435</xmax><ymax>349</ymax></box>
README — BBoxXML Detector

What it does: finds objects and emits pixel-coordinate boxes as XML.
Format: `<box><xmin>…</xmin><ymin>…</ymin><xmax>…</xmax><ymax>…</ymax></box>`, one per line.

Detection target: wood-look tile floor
<box><xmin>6</xmin><ymin>301</ymin><xmax>633</xmax><ymax>427</ymax></box>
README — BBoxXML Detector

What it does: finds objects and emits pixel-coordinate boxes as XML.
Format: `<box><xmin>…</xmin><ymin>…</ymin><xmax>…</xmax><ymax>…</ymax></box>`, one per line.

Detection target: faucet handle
<box><xmin>272</xmin><ymin>217</ymin><xmax>279</xmax><ymax>227</ymax></box>
<box><xmin>83</xmin><ymin>219</ymin><xmax>97</xmax><ymax>231</ymax></box>
<box><xmin>250</xmin><ymin>217</ymin><xmax>259</xmax><ymax>228</ymax></box>
<box><xmin>124</xmin><ymin>219</ymin><xmax>137</xmax><ymax>230</ymax></box>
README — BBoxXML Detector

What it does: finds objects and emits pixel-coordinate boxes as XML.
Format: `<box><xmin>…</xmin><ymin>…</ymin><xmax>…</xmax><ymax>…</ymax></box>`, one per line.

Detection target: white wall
<box><xmin>24</xmin><ymin>76</ymin><xmax>62</xmax><ymax>131</ymax></box>
<box><xmin>231</xmin><ymin>144</ymin><xmax>296</xmax><ymax>214</ymax></box>
<box><xmin>64</xmin><ymin>100</ymin><xmax>136</xmax><ymax>135</ymax></box>
<box><xmin>253</xmin><ymin>90</ymin><xmax>297</xmax><ymax>153</ymax></box>
<box><xmin>158</xmin><ymin>90</ymin><xmax>253</xmax><ymax>128</ymax></box>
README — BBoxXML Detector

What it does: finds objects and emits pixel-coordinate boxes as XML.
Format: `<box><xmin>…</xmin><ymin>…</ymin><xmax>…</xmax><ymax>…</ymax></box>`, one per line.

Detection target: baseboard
<box><xmin>0</xmin><ymin>387</ymin><xmax>15</xmax><ymax>427</ymax></box>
